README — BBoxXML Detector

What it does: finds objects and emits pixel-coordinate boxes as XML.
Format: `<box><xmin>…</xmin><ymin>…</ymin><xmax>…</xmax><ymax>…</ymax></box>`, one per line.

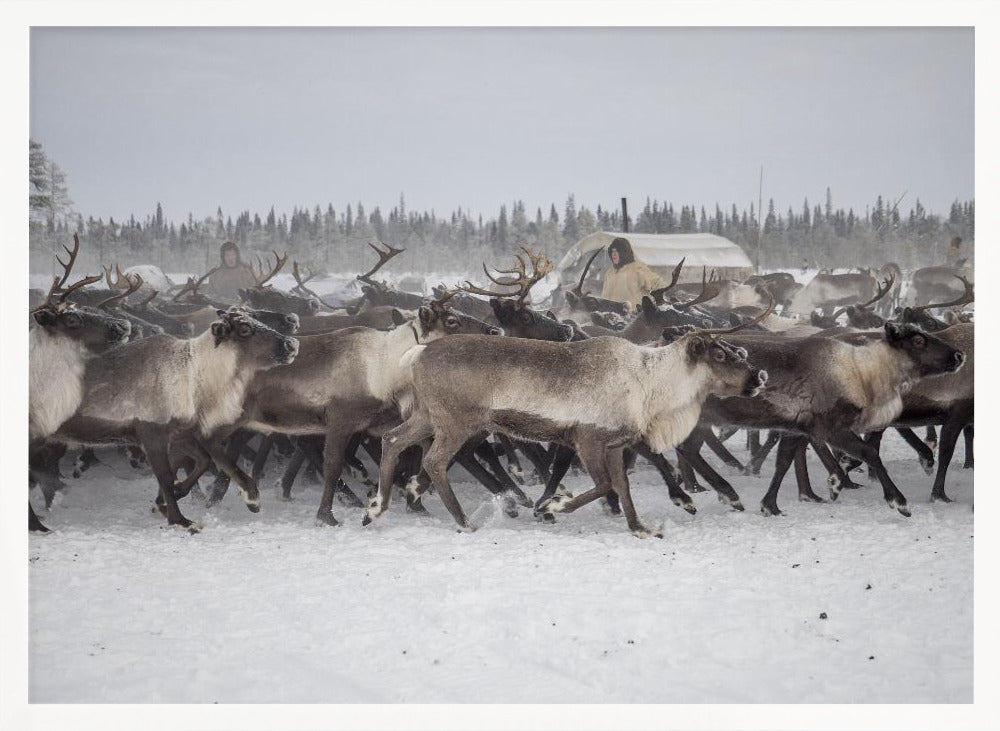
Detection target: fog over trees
<box><xmin>28</xmin><ymin>140</ymin><xmax>974</xmax><ymax>278</ymax></box>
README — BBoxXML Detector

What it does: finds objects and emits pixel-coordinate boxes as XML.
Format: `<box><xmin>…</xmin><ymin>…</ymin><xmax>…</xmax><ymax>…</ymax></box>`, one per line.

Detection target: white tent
<box><xmin>557</xmin><ymin>232</ymin><xmax>754</xmax><ymax>284</ymax></box>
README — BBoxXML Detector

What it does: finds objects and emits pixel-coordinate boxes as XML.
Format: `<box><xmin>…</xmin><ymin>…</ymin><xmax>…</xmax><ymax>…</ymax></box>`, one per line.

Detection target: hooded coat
<box><xmin>600</xmin><ymin>237</ymin><xmax>666</xmax><ymax>306</ymax></box>
<box><xmin>207</xmin><ymin>242</ymin><xmax>259</xmax><ymax>303</ymax></box>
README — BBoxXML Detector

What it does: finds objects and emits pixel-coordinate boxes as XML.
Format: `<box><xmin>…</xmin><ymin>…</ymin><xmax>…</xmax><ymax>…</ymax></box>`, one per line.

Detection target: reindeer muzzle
<box><xmin>109</xmin><ymin>320</ymin><xmax>131</xmax><ymax>343</ymax></box>
<box><xmin>278</xmin><ymin>337</ymin><xmax>299</xmax><ymax>364</ymax></box>
<box><xmin>950</xmin><ymin>350</ymin><xmax>966</xmax><ymax>372</ymax></box>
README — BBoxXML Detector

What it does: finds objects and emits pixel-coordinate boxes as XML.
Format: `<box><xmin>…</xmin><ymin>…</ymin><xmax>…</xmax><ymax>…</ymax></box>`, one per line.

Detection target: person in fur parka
<box><xmin>600</xmin><ymin>237</ymin><xmax>666</xmax><ymax>306</ymax></box>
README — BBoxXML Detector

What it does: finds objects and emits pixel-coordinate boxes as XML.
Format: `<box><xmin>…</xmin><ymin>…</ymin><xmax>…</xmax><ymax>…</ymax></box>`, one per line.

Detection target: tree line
<box><xmin>29</xmin><ymin>140</ymin><xmax>974</xmax><ymax>278</ymax></box>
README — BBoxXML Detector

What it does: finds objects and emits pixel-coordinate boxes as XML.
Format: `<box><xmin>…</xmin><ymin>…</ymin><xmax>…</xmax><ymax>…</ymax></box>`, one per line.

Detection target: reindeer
<box><xmin>787</xmin><ymin>271</ymin><xmax>877</xmax><ymax>317</ymax></box>
<box><xmin>203</xmin><ymin>287</ymin><xmax>502</xmax><ymax>527</ymax></box>
<box><xmin>28</xmin><ymin>235</ymin><xmax>132</xmax><ymax>531</ymax></box>
<box><xmin>674</xmin><ymin>322</ymin><xmax>965</xmax><ymax>517</ymax></box>
<box><xmin>365</xmin><ymin>301</ymin><xmax>770</xmax><ymax>537</ymax></box>
<box><xmin>50</xmin><ymin>309</ymin><xmax>299</xmax><ymax>531</ymax></box>
<box><xmin>911</xmin><ymin>265</ymin><xmax>973</xmax><ymax>307</ymax></box>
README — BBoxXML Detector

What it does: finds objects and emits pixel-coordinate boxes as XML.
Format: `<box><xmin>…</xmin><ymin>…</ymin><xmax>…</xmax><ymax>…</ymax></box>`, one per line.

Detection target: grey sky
<box><xmin>30</xmin><ymin>26</ymin><xmax>973</xmax><ymax>224</ymax></box>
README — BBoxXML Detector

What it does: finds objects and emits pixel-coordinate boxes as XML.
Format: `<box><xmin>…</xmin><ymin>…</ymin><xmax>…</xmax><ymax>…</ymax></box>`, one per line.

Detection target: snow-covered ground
<box><xmin>28</xmin><ymin>429</ymin><xmax>972</xmax><ymax>703</ymax></box>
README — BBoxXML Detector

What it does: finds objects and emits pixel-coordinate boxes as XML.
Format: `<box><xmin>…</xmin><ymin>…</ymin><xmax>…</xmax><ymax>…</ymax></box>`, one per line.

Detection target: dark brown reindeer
<box><xmin>366</xmin><ymin>302</ymin><xmax>770</xmax><ymax>537</ymax></box>
<box><xmin>29</xmin><ymin>237</ymin><xmax>133</xmax><ymax>531</ymax></box>
<box><xmin>679</xmin><ymin>322</ymin><xmax>965</xmax><ymax>517</ymax></box>
<box><xmin>237</xmin><ymin>251</ymin><xmax>322</xmax><ymax>317</ymax></box>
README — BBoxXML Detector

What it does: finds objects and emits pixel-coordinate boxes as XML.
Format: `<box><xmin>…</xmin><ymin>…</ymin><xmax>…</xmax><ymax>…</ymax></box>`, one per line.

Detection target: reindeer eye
<box><xmin>912</xmin><ymin>334</ymin><xmax>926</xmax><ymax>349</ymax></box>
<box><xmin>445</xmin><ymin>316</ymin><xmax>459</xmax><ymax>329</ymax></box>
<box><xmin>237</xmin><ymin>323</ymin><xmax>253</xmax><ymax>338</ymax></box>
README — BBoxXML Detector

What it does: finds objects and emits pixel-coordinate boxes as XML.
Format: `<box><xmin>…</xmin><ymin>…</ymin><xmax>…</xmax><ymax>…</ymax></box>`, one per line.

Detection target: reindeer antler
<box><xmin>650</xmin><ymin>258</ymin><xmax>686</xmax><ymax>304</ymax></box>
<box><xmin>172</xmin><ymin>266</ymin><xmax>219</xmax><ymax>302</ymax></box>
<box><xmin>572</xmin><ymin>249</ymin><xmax>603</xmax><ymax>297</ymax></box>
<box><xmin>55</xmin><ymin>234</ymin><xmax>82</xmax><ymax>290</ymax></box>
<box><xmin>99</xmin><ymin>273</ymin><xmax>143</xmax><ymax>311</ymax></box>
<box><xmin>429</xmin><ymin>283</ymin><xmax>459</xmax><ymax>308</ymax></box>
<box><xmin>459</xmin><ymin>246</ymin><xmax>553</xmax><ymax>303</ymax></box>
<box><xmin>57</xmin><ymin>273</ymin><xmax>104</xmax><ymax>304</ymax></box>
<box><xmin>674</xmin><ymin>267</ymin><xmax>722</xmax><ymax>310</ymax></box>
<box><xmin>253</xmin><ymin>250</ymin><xmax>288</xmax><ymax>286</ymax></box>
<box><xmin>910</xmin><ymin>275</ymin><xmax>975</xmax><ymax>312</ymax></box>
<box><xmin>357</xmin><ymin>242</ymin><xmax>405</xmax><ymax>289</ymax></box>
<box><xmin>291</xmin><ymin>261</ymin><xmax>322</xmax><ymax>301</ymax></box>
<box><xmin>695</xmin><ymin>294</ymin><xmax>777</xmax><ymax>337</ymax></box>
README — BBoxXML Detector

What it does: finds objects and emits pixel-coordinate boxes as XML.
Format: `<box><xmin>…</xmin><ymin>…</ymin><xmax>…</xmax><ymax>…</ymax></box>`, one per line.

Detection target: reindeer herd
<box><xmin>28</xmin><ymin>235</ymin><xmax>974</xmax><ymax>538</ymax></box>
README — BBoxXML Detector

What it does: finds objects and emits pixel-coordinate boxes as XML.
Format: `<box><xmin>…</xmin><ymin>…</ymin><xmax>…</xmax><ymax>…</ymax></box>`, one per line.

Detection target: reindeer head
<box><xmin>30</xmin><ymin>235</ymin><xmax>131</xmax><ymax>351</ymax></box>
<box><xmin>491</xmin><ymin>297</ymin><xmax>574</xmax><ymax>341</ymax></box>
<box><xmin>411</xmin><ymin>288</ymin><xmax>503</xmax><ymax>341</ymax></box>
<box><xmin>883</xmin><ymin>322</ymin><xmax>965</xmax><ymax>378</ymax></box>
<box><xmin>210</xmin><ymin>308</ymin><xmax>299</xmax><ymax>368</ymax></box>
<box><xmin>676</xmin><ymin>293</ymin><xmax>776</xmax><ymax>397</ymax></box>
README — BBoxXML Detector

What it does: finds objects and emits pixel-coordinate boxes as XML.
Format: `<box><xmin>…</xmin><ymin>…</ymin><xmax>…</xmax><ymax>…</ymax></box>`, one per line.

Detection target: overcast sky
<box><xmin>30</xmin><ymin>26</ymin><xmax>973</xmax><ymax>224</ymax></box>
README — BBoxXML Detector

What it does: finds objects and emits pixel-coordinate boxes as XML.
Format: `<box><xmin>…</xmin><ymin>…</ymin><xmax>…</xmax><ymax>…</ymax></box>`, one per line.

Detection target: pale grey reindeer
<box><xmin>365</xmin><ymin>305</ymin><xmax>772</xmax><ymax>538</ymax></box>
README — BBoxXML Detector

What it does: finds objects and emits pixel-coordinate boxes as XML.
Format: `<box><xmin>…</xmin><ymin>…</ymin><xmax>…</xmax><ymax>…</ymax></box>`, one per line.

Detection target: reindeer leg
<box><xmin>676</xmin><ymin>437</ymin><xmax>744</xmax><ymax>510</ymax></box>
<box><xmin>634</xmin><ymin>442</ymin><xmax>694</xmax><ymax>514</ymax></box>
<box><xmin>820</xmin><ymin>429</ymin><xmax>910</xmax><ymax>516</ymax></box>
<box><xmin>760</xmin><ymin>435</ymin><xmax>801</xmax><ymax>516</ymax></box>
<box><xmin>494</xmin><ymin>433</ymin><xmax>524</xmax><ymax>483</ymax></box>
<box><xmin>700</xmin><ymin>426</ymin><xmax>745</xmax><ymax>473</ymax></box>
<box><xmin>315</xmin><ymin>425</ymin><xmax>358</xmax><ymax>527</ymax></box>
<box><xmin>29</xmin><ymin>502</ymin><xmax>51</xmax><ymax>533</ymax></box>
<box><xmin>299</xmin><ymin>436</ymin><xmax>363</xmax><ymax>508</ymax></box>
<box><xmin>895</xmin><ymin>427</ymin><xmax>935</xmax><ymax>475</ymax></box>
<box><xmin>136</xmin><ymin>424</ymin><xmax>198</xmax><ymax>532</ymax></box>
<box><xmin>963</xmin><ymin>424</ymin><xmax>974</xmax><ymax>469</ymax></box>
<box><xmin>517</xmin><ymin>439</ymin><xmax>552</xmax><ymax>484</ymax></box>
<box><xmin>206</xmin><ymin>429</ymin><xmax>252</xmax><ymax>506</ymax></box>
<box><xmin>454</xmin><ymin>444</ymin><xmax>520</xmax><ymax>518</ymax></box>
<box><xmin>534</xmin><ymin>444</ymin><xmax>576</xmax><ymax>517</ymax></box>
<box><xmin>605</xmin><ymin>444</ymin><xmax>660</xmax><ymax>538</ymax></box>
<box><xmin>470</xmin><ymin>437</ymin><xmax>532</xmax><ymax>506</ymax></box>
<box><xmin>794</xmin><ymin>439</ymin><xmax>824</xmax><ymax>503</ymax></box>
<box><xmin>277</xmin><ymin>448</ymin><xmax>306</xmax><ymax>500</ymax></box>
<box><xmin>924</xmin><ymin>426</ymin><xmax>938</xmax><ymax>451</ymax></box>
<box><xmin>810</xmin><ymin>439</ymin><xmax>860</xmax><ymax>498</ymax></box>
<box><xmin>675</xmin><ymin>452</ymin><xmax>706</xmax><ymax>493</ymax></box>
<box><xmin>203</xmin><ymin>437</ymin><xmax>261</xmax><ymax>513</ymax></box>
<box><xmin>251</xmin><ymin>433</ymin><xmax>275</xmax><ymax>482</ymax></box>
<box><xmin>422</xmin><ymin>431</ymin><xmax>477</xmax><ymax>531</ymax></box>
<box><xmin>931</xmin><ymin>405</ymin><xmax>972</xmax><ymax>503</ymax></box>
<box><xmin>745</xmin><ymin>430</ymin><xmax>780</xmax><ymax>476</ymax></box>
<box><xmin>367</xmin><ymin>414</ymin><xmax>434</xmax><ymax>524</ymax></box>
<box><xmin>864</xmin><ymin>430</ymin><xmax>885</xmax><ymax>483</ymax></box>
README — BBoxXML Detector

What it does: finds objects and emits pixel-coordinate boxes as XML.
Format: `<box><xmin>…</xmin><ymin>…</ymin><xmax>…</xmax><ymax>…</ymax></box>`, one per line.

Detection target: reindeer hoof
<box><xmin>456</xmin><ymin>523</ymin><xmax>476</xmax><ymax>533</ymax></box>
<box><xmin>315</xmin><ymin>511</ymin><xmax>340</xmax><ymax>527</ymax></box>
<box><xmin>888</xmin><ymin>499</ymin><xmax>912</xmax><ymax>517</ymax></box>
<box><xmin>920</xmin><ymin>457</ymin><xmax>935</xmax><ymax>476</ymax></box>
<box><xmin>798</xmin><ymin>493</ymin><xmax>825</xmax><ymax>504</ymax></box>
<box><xmin>245</xmin><ymin>501</ymin><xmax>261</xmax><ymax>514</ymax></box>
<box><xmin>673</xmin><ymin>498</ymin><xmax>696</xmax><ymax>515</ymax></box>
<box><xmin>631</xmin><ymin>526</ymin><xmax>663</xmax><ymax>539</ymax></box>
<box><xmin>760</xmin><ymin>503</ymin><xmax>781</xmax><ymax>517</ymax></box>
<box><xmin>718</xmin><ymin>494</ymin><xmax>744</xmax><ymax>511</ymax></box>
<box><xmin>600</xmin><ymin>497</ymin><xmax>622</xmax><ymax>516</ymax></box>
<box><xmin>930</xmin><ymin>492</ymin><xmax>952</xmax><ymax>504</ymax></box>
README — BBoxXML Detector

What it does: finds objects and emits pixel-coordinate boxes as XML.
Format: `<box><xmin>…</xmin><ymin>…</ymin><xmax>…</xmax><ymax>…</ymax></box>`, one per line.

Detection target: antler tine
<box><xmin>292</xmin><ymin>261</ymin><xmax>322</xmax><ymax>301</ymax></box>
<box><xmin>675</xmin><ymin>266</ymin><xmax>722</xmax><ymax>310</ymax></box>
<box><xmin>255</xmin><ymin>250</ymin><xmax>288</xmax><ymax>286</ymax></box>
<box><xmin>911</xmin><ymin>274</ymin><xmax>975</xmax><ymax>312</ymax></box>
<box><xmin>650</xmin><ymin>257</ymin><xmax>686</xmax><ymax>303</ymax></box>
<box><xmin>856</xmin><ymin>272</ymin><xmax>896</xmax><ymax>310</ymax></box>
<box><xmin>58</xmin><ymin>273</ymin><xmax>104</xmax><ymax>303</ymax></box>
<box><xmin>99</xmin><ymin>273</ymin><xmax>143</xmax><ymax>310</ymax></box>
<box><xmin>696</xmin><ymin>294</ymin><xmax>777</xmax><ymax>337</ymax></box>
<box><xmin>357</xmin><ymin>241</ymin><xmax>405</xmax><ymax>286</ymax></box>
<box><xmin>172</xmin><ymin>265</ymin><xmax>220</xmax><ymax>302</ymax></box>
<box><xmin>573</xmin><ymin>249</ymin><xmax>603</xmax><ymax>297</ymax></box>
<box><xmin>430</xmin><ymin>283</ymin><xmax>458</xmax><ymax>307</ymax></box>
<box><xmin>54</xmin><ymin>233</ymin><xmax>82</xmax><ymax>289</ymax></box>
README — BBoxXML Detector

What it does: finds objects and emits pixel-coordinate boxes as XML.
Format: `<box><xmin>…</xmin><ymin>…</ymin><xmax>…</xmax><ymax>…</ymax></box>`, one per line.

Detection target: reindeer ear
<box><xmin>545</xmin><ymin>310</ymin><xmax>557</xmax><ymax>320</ymax></box>
<box><xmin>640</xmin><ymin>296</ymin><xmax>657</xmax><ymax>318</ymax></box>
<box><xmin>418</xmin><ymin>305</ymin><xmax>435</xmax><ymax>325</ymax></box>
<box><xmin>884</xmin><ymin>321</ymin><xmax>903</xmax><ymax>342</ymax></box>
<box><xmin>390</xmin><ymin>309</ymin><xmax>407</xmax><ymax>327</ymax></box>
<box><xmin>216</xmin><ymin>309</ymin><xmax>227</xmax><ymax>317</ymax></box>
<box><xmin>33</xmin><ymin>310</ymin><xmax>56</xmax><ymax>327</ymax></box>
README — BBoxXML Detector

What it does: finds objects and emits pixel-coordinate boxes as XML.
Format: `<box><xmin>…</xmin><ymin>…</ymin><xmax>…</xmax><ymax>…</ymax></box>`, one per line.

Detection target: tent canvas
<box><xmin>557</xmin><ymin>232</ymin><xmax>754</xmax><ymax>284</ymax></box>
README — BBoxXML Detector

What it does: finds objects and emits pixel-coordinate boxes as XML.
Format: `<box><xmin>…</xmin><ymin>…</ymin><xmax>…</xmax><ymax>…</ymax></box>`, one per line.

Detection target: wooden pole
<box><xmin>756</xmin><ymin>166</ymin><xmax>764</xmax><ymax>273</ymax></box>
<box><xmin>621</xmin><ymin>197</ymin><xmax>629</xmax><ymax>233</ymax></box>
